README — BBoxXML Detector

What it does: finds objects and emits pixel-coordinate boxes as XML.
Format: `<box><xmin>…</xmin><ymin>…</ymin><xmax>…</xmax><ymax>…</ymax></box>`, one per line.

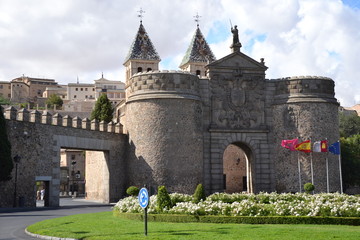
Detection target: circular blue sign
<box><xmin>138</xmin><ymin>187</ymin><xmax>149</xmax><ymax>208</ymax></box>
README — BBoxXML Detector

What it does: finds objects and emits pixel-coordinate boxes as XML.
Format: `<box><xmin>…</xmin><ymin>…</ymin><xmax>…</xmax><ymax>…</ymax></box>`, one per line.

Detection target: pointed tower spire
<box><xmin>179</xmin><ymin>19</ymin><xmax>216</xmax><ymax>76</ymax></box>
<box><xmin>123</xmin><ymin>9</ymin><xmax>161</xmax><ymax>87</ymax></box>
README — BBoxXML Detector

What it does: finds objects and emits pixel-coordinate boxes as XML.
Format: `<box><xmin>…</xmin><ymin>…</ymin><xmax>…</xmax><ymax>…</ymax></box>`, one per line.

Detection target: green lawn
<box><xmin>27</xmin><ymin>211</ymin><xmax>360</xmax><ymax>240</ymax></box>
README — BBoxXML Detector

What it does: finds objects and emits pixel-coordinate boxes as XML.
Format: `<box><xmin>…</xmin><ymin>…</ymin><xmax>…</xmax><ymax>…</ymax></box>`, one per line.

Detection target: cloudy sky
<box><xmin>0</xmin><ymin>0</ymin><xmax>359</xmax><ymax>106</ymax></box>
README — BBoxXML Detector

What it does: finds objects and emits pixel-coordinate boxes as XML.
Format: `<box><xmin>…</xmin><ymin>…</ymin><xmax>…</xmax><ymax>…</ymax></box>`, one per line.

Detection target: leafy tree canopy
<box><xmin>90</xmin><ymin>94</ymin><xmax>114</xmax><ymax>123</ymax></box>
<box><xmin>339</xmin><ymin>112</ymin><xmax>360</xmax><ymax>138</ymax></box>
<box><xmin>0</xmin><ymin>96</ymin><xmax>11</xmax><ymax>105</ymax></box>
<box><xmin>340</xmin><ymin>135</ymin><xmax>360</xmax><ymax>189</ymax></box>
<box><xmin>0</xmin><ymin>106</ymin><xmax>13</xmax><ymax>181</ymax></box>
<box><xmin>46</xmin><ymin>94</ymin><xmax>63</xmax><ymax>110</ymax></box>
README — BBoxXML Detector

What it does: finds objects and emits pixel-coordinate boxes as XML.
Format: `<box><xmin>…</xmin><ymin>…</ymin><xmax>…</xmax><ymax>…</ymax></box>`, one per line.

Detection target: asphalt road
<box><xmin>0</xmin><ymin>198</ymin><xmax>114</xmax><ymax>240</ymax></box>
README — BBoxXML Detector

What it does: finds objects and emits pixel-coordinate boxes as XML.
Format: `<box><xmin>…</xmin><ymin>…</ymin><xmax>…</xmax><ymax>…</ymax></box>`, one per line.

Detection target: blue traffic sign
<box><xmin>138</xmin><ymin>187</ymin><xmax>149</xmax><ymax>208</ymax></box>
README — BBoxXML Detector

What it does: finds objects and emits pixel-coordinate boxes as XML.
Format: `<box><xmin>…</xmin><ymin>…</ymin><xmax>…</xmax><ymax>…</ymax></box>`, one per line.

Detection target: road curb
<box><xmin>25</xmin><ymin>228</ymin><xmax>77</xmax><ymax>240</ymax></box>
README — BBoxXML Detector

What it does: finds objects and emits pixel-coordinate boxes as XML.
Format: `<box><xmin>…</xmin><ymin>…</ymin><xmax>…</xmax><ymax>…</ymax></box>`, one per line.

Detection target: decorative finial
<box><xmin>194</xmin><ymin>12</ymin><xmax>201</xmax><ymax>27</ymax></box>
<box><xmin>137</xmin><ymin>8</ymin><xmax>145</xmax><ymax>23</ymax></box>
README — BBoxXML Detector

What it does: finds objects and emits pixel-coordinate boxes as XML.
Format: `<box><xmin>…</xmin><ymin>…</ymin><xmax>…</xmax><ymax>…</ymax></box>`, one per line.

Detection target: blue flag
<box><xmin>329</xmin><ymin>141</ymin><xmax>340</xmax><ymax>155</ymax></box>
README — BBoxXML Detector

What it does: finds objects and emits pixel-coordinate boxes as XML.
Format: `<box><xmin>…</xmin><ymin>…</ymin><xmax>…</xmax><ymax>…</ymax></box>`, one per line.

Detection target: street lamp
<box><xmin>13</xmin><ymin>155</ymin><xmax>21</xmax><ymax>207</ymax></box>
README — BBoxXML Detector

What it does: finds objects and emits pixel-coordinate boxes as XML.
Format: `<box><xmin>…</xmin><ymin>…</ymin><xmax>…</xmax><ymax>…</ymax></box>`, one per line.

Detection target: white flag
<box><xmin>313</xmin><ymin>141</ymin><xmax>321</xmax><ymax>152</ymax></box>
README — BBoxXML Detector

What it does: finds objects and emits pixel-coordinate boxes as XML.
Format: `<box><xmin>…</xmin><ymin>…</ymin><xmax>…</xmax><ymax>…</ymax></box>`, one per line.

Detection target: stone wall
<box><xmin>0</xmin><ymin>107</ymin><xmax>126</xmax><ymax>207</ymax></box>
<box><xmin>125</xmin><ymin>71</ymin><xmax>203</xmax><ymax>194</ymax></box>
<box><xmin>271</xmin><ymin>76</ymin><xmax>340</xmax><ymax>193</ymax></box>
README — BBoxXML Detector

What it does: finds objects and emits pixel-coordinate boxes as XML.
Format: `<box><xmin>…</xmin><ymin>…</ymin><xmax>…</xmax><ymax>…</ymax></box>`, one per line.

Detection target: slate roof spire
<box><xmin>179</xmin><ymin>25</ymin><xmax>216</xmax><ymax>68</ymax></box>
<box><xmin>124</xmin><ymin>22</ymin><xmax>161</xmax><ymax>64</ymax></box>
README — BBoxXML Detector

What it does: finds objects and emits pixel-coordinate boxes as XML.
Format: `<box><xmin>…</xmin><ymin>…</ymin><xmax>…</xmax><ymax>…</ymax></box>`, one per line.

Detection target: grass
<box><xmin>27</xmin><ymin>211</ymin><xmax>360</xmax><ymax>240</ymax></box>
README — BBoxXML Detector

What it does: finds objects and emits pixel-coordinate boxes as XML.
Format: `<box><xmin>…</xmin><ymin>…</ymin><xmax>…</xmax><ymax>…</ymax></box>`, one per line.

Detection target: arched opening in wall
<box><xmin>59</xmin><ymin>148</ymin><xmax>109</xmax><ymax>205</ymax></box>
<box><xmin>137</xmin><ymin>67</ymin><xmax>143</xmax><ymax>73</ymax></box>
<box><xmin>59</xmin><ymin>149</ymin><xmax>87</xmax><ymax>199</ymax></box>
<box><xmin>223</xmin><ymin>142</ymin><xmax>253</xmax><ymax>193</ymax></box>
<box><xmin>147</xmin><ymin>68</ymin><xmax>152</xmax><ymax>71</ymax></box>
<box><xmin>196</xmin><ymin>70</ymin><xmax>201</xmax><ymax>76</ymax></box>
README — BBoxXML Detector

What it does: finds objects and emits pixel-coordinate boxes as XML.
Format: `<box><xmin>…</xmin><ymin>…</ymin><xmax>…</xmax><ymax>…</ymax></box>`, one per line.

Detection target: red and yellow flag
<box><xmin>295</xmin><ymin>140</ymin><xmax>311</xmax><ymax>153</ymax></box>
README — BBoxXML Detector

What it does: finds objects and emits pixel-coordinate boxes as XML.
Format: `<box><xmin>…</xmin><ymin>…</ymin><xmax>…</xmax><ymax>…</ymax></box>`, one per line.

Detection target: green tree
<box><xmin>0</xmin><ymin>96</ymin><xmax>11</xmax><ymax>105</ymax></box>
<box><xmin>340</xmin><ymin>136</ymin><xmax>360</xmax><ymax>189</ymax></box>
<box><xmin>0</xmin><ymin>106</ymin><xmax>13</xmax><ymax>181</ymax></box>
<box><xmin>46</xmin><ymin>94</ymin><xmax>63</xmax><ymax>110</ymax></box>
<box><xmin>339</xmin><ymin>112</ymin><xmax>360</xmax><ymax>138</ymax></box>
<box><xmin>157</xmin><ymin>185</ymin><xmax>172</xmax><ymax>212</ymax></box>
<box><xmin>90</xmin><ymin>94</ymin><xmax>114</xmax><ymax>123</ymax></box>
<box><xmin>193</xmin><ymin>184</ymin><xmax>206</xmax><ymax>203</ymax></box>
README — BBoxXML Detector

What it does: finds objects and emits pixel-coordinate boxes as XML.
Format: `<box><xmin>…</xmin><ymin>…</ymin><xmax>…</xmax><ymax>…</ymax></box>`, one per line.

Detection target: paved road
<box><xmin>0</xmin><ymin>198</ymin><xmax>114</xmax><ymax>240</ymax></box>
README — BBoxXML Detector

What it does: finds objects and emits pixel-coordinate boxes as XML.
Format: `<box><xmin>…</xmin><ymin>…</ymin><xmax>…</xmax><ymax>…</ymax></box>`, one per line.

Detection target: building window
<box><xmin>147</xmin><ymin>68</ymin><xmax>152</xmax><ymax>72</ymax></box>
<box><xmin>93</xmin><ymin>88</ymin><xmax>95</xmax><ymax>91</ymax></box>
<box><xmin>81</xmin><ymin>88</ymin><xmax>83</xmax><ymax>91</ymax></box>
<box><xmin>74</xmin><ymin>95</ymin><xmax>77</xmax><ymax>98</ymax></box>
<box><xmin>37</xmin><ymin>90</ymin><xmax>41</xmax><ymax>95</ymax></box>
<box><xmin>75</xmin><ymin>88</ymin><xmax>78</xmax><ymax>91</ymax></box>
<box><xmin>85</xmin><ymin>88</ymin><xmax>88</xmax><ymax>91</ymax></box>
<box><xmin>71</xmin><ymin>155</ymin><xmax>75</xmax><ymax>160</ymax></box>
<box><xmin>85</xmin><ymin>95</ymin><xmax>88</xmax><ymax>99</ymax></box>
<box><xmin>137</xmin><ymin>67</ymin><xmax>143</xmax><ymax>72</ymax></box>
<box><xmin>0</xmin><ymin>85</ymin><xmax>3</xmax><ymax>89</ymax></box>
<box><xmin>196</xmin><ymin>70</ymin><xmax>201</xmax><ymax>76</ymax></box>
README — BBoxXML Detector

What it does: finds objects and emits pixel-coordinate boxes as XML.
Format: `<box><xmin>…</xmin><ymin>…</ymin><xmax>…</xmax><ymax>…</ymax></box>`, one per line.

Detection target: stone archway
<box><xmin>223</xmin><ymin>142</ymin><xmax>254</xmax><ymax>193</ymax></box>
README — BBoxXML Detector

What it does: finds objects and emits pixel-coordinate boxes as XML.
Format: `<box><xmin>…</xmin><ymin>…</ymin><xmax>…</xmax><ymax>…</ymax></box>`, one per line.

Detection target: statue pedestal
<box><xmin>230</xmin><ymin>43</ymin><xmax>242</xmax><ymax>53</ymax></box>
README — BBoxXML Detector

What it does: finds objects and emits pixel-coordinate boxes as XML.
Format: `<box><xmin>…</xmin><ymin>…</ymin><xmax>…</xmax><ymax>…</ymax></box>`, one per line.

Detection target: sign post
<box><xmin>138</xmin><ymin>187</ymin><xmax>149</xmax><ymax>236</ymax></box>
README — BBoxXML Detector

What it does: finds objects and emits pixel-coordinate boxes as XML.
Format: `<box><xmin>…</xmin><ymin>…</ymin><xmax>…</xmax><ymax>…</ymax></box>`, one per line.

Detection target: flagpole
<box><xmin>325</xmin><ymin>138</ymin><xmax>329</xmax><ymax>193</ymax></box>
<box><xmin>338</xmin><ymin>140</ymin><xmax>343</xmax><ymax>193</ymax></box>
<box><xmin>297</xmin><ymin>151</ymin><xmax>301</xmax><ymax>193</ymax></box>
<box><xmin>326</xmin><ymin>155</ymin><xmax>329</xmax><ymax>193</ymax></box>
<box><xmin>310</xmin><ymin>138</ymin><xmax>314</xmax><ymax>185</ymax></box>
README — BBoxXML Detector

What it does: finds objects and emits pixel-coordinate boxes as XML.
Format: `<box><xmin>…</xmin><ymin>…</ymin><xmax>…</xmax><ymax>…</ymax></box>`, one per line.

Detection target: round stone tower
<box><xmin>125</xmin><ymin>70</ymin><xmax>203</xmax><ymax>194</ymax></box>
<box><xmin>271</xmin><ymin>76</ymin><xmax>340</xmax><ymax>193</ymax></box>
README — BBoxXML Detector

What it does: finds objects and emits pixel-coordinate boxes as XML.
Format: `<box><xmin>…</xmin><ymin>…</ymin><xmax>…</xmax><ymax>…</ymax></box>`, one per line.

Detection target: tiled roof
<box><xmin>124</xmin><ymin>23</ymin><xmax>160</xmax><ymax>63</ymax></box>
<box><xmin>179</xmin><ymin>27</ymin><xmax>216</xmax><ymax>67</ymax></box>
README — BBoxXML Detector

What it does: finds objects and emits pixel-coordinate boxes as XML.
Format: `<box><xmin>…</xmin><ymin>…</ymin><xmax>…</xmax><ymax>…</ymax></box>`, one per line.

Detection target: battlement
<box><xmin>272</xmin><ymin>76</ymin><xmax>338</xmax><ymax>104</ymax></box>
<box><xmin>126</xmin><ymin>70</ymin><xmax>200</xmax><ymax>102</ymax></box>
<box><xmin>3</xmin><ymin>106</ymin><xmax>123</xmax><ymax>134</ymax></box>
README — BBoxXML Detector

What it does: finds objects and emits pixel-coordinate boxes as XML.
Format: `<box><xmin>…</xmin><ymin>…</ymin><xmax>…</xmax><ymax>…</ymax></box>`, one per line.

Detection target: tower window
<box><xmin>137</xmin><ymin>67</ymin><xmax>143</xmax><ymax>73</ymax></box>
<box><xmin>196</xmin><ymin>70</ymin><xmax>201</xmax><ymax>76</ymax></box>
<box><xmin>147</xmin><ymin>68</ymin><xmax>152</xmax><ymax>72</ymax></box>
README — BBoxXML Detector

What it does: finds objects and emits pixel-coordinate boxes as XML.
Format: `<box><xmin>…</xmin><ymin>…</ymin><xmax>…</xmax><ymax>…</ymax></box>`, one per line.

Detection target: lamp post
<box><xmin>13</xmin><ymin>155</ymin><xmax>21</xmax><ymax>207</ymax></box>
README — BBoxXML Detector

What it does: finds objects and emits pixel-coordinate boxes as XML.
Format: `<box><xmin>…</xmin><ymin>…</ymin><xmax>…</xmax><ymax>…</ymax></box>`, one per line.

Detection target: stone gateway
<box><xmin>1</xmin><ymin>22</ymin><xmax>340</xmax><ymax>207</ymax></box>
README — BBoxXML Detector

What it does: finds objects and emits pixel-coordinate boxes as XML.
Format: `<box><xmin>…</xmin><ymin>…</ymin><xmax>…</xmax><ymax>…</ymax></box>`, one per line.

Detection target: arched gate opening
<box><xmin>223</xmin><ymin>142</ymin><xmax>253</xmax><ymax>193</ymax></box>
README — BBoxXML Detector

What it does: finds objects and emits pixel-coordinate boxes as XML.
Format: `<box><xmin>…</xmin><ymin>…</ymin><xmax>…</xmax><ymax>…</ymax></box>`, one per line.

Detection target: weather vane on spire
<box><xmin>137</xmin><ymin>8</ymin><xmax>145</xmax><ymax>23</ymax></box>
<box><xmin>193</xmin><ymin>12</ymin><xmax>201</xmax><ymax>27</ymax></box>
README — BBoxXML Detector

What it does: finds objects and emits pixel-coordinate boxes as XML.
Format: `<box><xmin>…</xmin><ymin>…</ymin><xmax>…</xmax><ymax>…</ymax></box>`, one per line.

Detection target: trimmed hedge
<box><xmin>114</xmin><ymin>212</ymin><xmax>360</xmax><ymax>226</ymax></box>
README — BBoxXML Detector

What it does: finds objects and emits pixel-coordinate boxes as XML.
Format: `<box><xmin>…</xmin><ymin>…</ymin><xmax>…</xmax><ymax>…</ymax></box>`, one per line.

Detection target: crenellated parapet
<box><xmin>126</xmin><ymin>70</ymin><xmax>200</xmax><ymax>102</ymax></box>
<box><xmin>3</xmin><ymin>106</ymin><xmax>123</xmax><ymax>134</ymax></box>
<box><xmin>271</xmin><ymin>76</ymin><xmax>338</xmax><ymax>105</ymax></box>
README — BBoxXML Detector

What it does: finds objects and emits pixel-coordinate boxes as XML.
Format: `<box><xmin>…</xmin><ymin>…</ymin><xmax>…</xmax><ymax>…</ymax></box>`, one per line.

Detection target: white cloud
<box><xmin>0</xmin><ymin>0</ymin><xmax>359</xmax><ymax>106</ymax></box>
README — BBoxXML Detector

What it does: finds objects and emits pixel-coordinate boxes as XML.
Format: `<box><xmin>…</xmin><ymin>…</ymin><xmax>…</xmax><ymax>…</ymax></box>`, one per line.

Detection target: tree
<box><xmin>0</xmin><ymin>106</ymin><xmax>13</xmax><ymax>181</ymax></box>
<box><xmin>90</xmin><ymin>94</ymin><xmax>114</xmax><ymax>123</ymax></box>
<box><xmin>339</xmin><ymin>112</ymin><xmax>360</xmax><ymax>138</ymax></box>
<box><xmin>340</xmin><ymin>136</ymin><xmax>360</xmax><ymax>189</ymax></box>
<box><xmin>46</xmin><ymin>94</ymin><xmax>63</xmax><ymax>110</ymax></box>
<box><xmin>193</xmin><ymin>184</ymin><xmax>206</xmax><ymax>203</ymax></box>
<box><xmin>0</xmin><ymin>96</ymin><xmax>11</xmax><ymax>105</ymax></box>
<box><xmin>157</xmin><ymin>185</ymin><xmax>172</xmax><ymax>212</ymax></box>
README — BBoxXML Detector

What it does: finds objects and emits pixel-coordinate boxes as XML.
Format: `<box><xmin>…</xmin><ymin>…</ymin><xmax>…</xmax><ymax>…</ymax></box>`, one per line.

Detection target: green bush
<box><xmin>304</xmin><ymin>183</ymin><xmax>315</xmax><ymax>194</ymax></box>
<box><xmin>157</xmin><ymin>186</ymin><xmax>172</xmax><ymax>212</ymax></box>
<box><xmin>193</xmin><ymin>184</ymin><xmax>206</xmax><ymax>203</ymax></box>
<box><xmin>115</xmin><ymin>212</ymin><xmax>360</xmax><ymax>226</ymax></box>
<box><xmin>126</xmin><ymin>186</ymin><xmax>140</xmax><ymax>196</ymax></box>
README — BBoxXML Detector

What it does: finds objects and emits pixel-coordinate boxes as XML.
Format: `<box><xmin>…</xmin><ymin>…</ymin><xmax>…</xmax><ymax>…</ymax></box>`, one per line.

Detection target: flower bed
<box><xmin>113</xmin><ymin>192</ymin><xmax>360</xmax><ymax>217</ymax></box>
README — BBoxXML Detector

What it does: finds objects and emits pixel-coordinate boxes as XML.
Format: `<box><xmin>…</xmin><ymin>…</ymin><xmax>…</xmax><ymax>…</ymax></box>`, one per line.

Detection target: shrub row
<box><xmin>114</xmin><ymin>212</ymin><xmax>360</xmax><ymax>226</ymax></box>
